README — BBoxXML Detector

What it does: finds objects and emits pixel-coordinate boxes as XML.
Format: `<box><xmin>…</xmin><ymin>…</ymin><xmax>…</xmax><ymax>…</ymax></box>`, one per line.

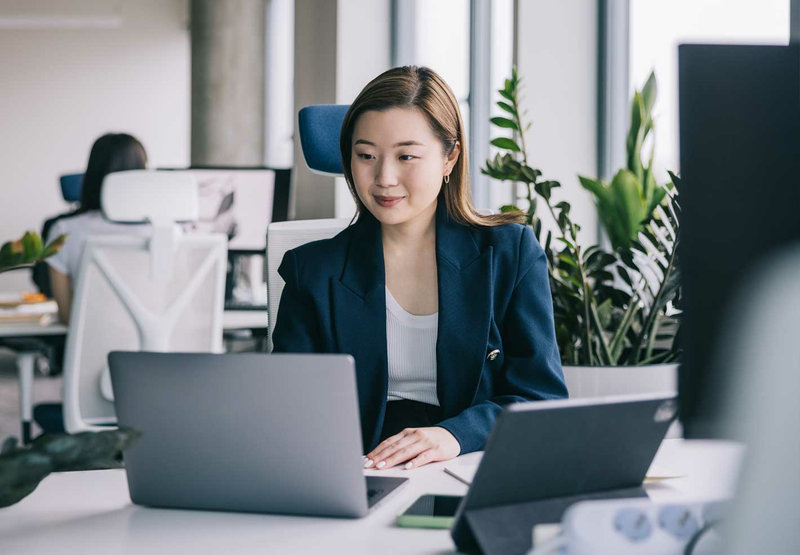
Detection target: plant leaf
<box><xmin>490</xmin><ymin>117</ymin><xmax>519</xmax><ymax>130</ymax></box>
<box><xmin>497</xmin><ymin>101</ymin><xmax>515</xmax><ymax>115</ymax></box>
<box><xmin>490</xmin><ymin>137</ymin><xmax>521</xmax><ymax>152</ymax></box>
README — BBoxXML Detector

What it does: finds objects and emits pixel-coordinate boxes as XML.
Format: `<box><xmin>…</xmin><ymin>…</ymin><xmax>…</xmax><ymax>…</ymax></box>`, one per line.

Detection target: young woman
<box><xmin>46</xmin><ymin>133</ymin><xmax>150</xmax><ymax>324</ymax></box>
<box><xmin>272</xmin><ymin>66</ymin><xmax>567</xmax><ymax>471</ymax></box>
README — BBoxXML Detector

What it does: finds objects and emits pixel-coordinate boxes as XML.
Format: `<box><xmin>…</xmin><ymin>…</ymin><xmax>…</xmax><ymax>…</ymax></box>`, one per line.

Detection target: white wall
<box><xmin>0</xmin><ymin>0</ymin><xmax>190</xmax><ymax>291</ymax></box>
<box><xmin>516</xmin><ymin>0</ymin><xmax>599</xmax><ymax>248</ymax></box>
<box><xmin>292</xmin><ymin>0</ymin><xmax>391</xmax><ymax>220</ymax></box>
<box><xmin>334</xmin><ymin>0</ymin><xmax>392</xmax><ymax>219</ymax></box>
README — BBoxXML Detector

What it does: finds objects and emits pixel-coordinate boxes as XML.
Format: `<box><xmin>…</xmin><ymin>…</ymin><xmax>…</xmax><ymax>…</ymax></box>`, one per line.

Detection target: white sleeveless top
<box><xmin>385</xmin><ymin>286</ymin><xmax>440</xmax><ymax>406</ymax></box>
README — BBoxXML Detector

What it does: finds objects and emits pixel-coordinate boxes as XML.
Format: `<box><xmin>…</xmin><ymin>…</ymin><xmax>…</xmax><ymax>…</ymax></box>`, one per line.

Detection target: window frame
<box><xmin>391</xmin><ymin>0</ymin><xmax>500</xmax><ymax>211</ymax></box>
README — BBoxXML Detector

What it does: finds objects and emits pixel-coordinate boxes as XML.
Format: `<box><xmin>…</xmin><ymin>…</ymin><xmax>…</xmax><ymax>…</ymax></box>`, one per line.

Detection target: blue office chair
<box><xmin>298</xmin><ymin>104</ymin><xmax>349</xmax><ymax>176</ymax></box>
<box><xmin>264</xmin><ymin>105</ymin><xmax>353</xmax><ymax>351</ymax></box>
<box><xmin>60</xmin><ymin>173</ymin><xmax>84</xmax><ymax>203</ymax></box>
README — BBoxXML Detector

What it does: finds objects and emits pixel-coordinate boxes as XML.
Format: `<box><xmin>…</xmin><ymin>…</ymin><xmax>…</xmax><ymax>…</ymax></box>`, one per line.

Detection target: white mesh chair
<box><xmin>61</xmin><ymin>170</ymin><xmax>228</xmax><ymax>433</ymax></box>
<box><xmin>266</xmin><ymin>218</ymin><xmax>350</xmax><ymax>352</ymax></box>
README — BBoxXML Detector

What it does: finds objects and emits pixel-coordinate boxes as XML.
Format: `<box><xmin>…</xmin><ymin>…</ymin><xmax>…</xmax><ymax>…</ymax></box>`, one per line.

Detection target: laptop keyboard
<box><xmin>365</xmin><ymin>476</ymin><xmax>408</xmax><ymax>509</ymax></box>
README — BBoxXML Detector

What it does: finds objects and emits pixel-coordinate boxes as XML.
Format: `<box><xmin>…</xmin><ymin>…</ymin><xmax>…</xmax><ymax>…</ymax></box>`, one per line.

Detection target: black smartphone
<box><xmin>396</xmin><ymin>494</ymin><xmax>464</xmax><ymax>529</ymax></box>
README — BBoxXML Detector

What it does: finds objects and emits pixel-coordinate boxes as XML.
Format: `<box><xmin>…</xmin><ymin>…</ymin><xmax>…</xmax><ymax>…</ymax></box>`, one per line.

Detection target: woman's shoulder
<box><xmin>470</xmin><ymin>222</ymin><xmax>542</xmax><ymax>256</ymax></box>
<box><xmin>468</xmin><ymin>222</ymin><xmax>545</xmax><ymax>284</ymax></box>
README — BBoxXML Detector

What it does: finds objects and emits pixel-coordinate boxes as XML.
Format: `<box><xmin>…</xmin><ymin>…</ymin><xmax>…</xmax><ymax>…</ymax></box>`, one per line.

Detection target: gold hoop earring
<box><xmin>444</xmin><ymin>174</ymin><xmax>450</xmax><ymax>184</ymax></box>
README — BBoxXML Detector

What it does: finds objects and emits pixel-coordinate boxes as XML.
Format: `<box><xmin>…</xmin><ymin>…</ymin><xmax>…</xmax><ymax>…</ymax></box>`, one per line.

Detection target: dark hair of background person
<box><xmin>339</xmin><ymin>65</ymin><xmax>525</xmax><ymax>228</ymax></box>
<box><xmin>78</xmin><ymin>133</ymin><xmax>148</xmax><ymax>212</ymax></box>
<box><xmin>33</xmin><ymin>133</ymin><xmax>148</xmax><ymax>297</ymax></box>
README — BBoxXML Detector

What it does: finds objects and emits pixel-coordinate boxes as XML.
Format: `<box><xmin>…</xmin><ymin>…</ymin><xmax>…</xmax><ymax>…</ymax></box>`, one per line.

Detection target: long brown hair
<box><xmin>339</xmin><ymin>66</ymin><xmax>525</xmax><ymax>227</ymax></box>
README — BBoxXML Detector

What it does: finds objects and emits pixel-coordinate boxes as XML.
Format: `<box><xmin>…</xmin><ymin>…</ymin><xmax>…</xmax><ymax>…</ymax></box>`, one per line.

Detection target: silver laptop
<box><xmin>109</xmin><ymin>351</ymin><xmax>407</xmax><ymax>518</ymax></box>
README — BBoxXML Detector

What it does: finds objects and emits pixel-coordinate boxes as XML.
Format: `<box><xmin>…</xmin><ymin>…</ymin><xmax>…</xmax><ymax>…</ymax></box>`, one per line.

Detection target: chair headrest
<box><xmin>102</xmin><ymin>170</ymin><xmax>199</xmax><ymax>224</ymax></box>
<box><xmin>298</xmin><ymin>104</ymin><xmax>349</xmax><ymax>176</ymax></box>
<box><xmin>60</xmin><ymin>173</ymin><xmax>84</xmax><ymax>203</ymax></box>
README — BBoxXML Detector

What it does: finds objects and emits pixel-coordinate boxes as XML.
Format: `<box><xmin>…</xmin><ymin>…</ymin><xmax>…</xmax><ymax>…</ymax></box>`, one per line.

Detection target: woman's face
<box><xmin>351</xmin><ymin>107</ymin><xmax>459</xmax><ymax>227</ymax></box>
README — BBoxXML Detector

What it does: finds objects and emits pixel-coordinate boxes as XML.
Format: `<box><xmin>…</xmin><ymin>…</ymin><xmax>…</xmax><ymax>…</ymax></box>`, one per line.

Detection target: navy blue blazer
<box><xmin>272</xmin><ymin>200</ymin><xmax>568</xmax><ymax>454</ymax></box>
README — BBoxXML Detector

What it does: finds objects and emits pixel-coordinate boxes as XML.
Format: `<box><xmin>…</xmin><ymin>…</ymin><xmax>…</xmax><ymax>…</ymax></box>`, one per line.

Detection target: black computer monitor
<box><xmin>677</xmin><ymin>44</ymin><xmax>800</xmax><ymax>438</ymax></box>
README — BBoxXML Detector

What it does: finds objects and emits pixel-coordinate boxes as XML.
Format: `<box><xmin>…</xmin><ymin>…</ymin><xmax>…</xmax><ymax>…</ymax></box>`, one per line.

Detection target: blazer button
<box><xmin>487</xmin><ymin>349</ymin><xmax>500</xmax><ymax>361</ymax></box>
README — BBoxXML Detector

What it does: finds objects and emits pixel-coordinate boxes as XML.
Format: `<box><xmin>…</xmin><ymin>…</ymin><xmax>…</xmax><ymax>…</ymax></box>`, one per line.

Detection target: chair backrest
<box><xmin>60</xmin><ymin>173</ymin><xmax>84</xmax><ymax>203</ymax></box>
<box><xmin>298</xmin><ymin>104</ymin><xmax>349</xmax><ymax>176</ymax></box>
<box><xmin>266</xmin><ymin>218</ymin><xmax>350</xmax><ymax>352</ymax></box>
<box><xmin>62</xmin><ymin>171</ymin><xmax>228</xmax><ymax>433</ymax></box>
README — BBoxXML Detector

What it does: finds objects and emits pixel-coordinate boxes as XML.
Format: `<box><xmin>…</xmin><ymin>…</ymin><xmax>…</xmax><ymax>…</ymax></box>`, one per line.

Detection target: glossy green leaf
<box><xmin>641</xmin><ymin>72</ymin><xmax>657</xmax><ymax>123</ymax></box>
<box><xmin>557</xmin><ymin>253</ymin><xmax>579</xmax><ymax>269</ymax></box>
<box><xmin>490</xmin><ymin>117</ymin><xmax>519</xmax><ymax>130</ymax></box>
<box><xmin>491</xmin><ymin>137</ymin><xmax>521</xmax><ymax>152</ymax></box>
<box><xmin>1</xmin><ymin>232</ymin><xmax>67</xmax><ymax>274</ymax></box>
<box><xmin>497</xmin><ymin>101</ymin><xmax>515</xmax><ymax>115</ymax></box>
<box><xmin>520</xmin><ymin>165</ymin><xmax>541</xmax><ymax>182</ymax></box>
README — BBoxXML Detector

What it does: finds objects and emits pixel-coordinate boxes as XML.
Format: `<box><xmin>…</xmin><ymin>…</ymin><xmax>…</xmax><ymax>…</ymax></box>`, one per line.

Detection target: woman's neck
<box><xmin>380</xmin><ymin>199</ymin><xmax>437</xmax><ymax>253</ymax></box>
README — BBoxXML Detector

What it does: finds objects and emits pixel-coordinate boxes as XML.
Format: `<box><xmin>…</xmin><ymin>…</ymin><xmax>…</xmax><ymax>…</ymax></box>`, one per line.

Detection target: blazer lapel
<box><xmin>330</xmin><ymin>202</ymin><xmax>493</xmax><ymax>448</ymax></box>
<box><xmin>435</xmin><ymin>200</ymin><xmax>493</xmax><ymax>419</ymax></box>
<box><xmin>331</xmin><ymin>216</ymin><xmax>387</xmax><ymax>451</ymax></box>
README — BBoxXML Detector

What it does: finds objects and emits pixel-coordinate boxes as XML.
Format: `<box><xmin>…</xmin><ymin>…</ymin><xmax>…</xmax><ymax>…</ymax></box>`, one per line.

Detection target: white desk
<box><xmin>1</xmin><ymin>311</ymin><xmax>269</xmax><ymax>443</ymax></box>
<box><xmin>0</xmin><ymin>310</ymin><xmax>268</xmax><ymax>338</ymax></box>
<box><xmin>0</xmin><ymin>439</ymin><xmax>743</xmax><ymax>555</ymax></box>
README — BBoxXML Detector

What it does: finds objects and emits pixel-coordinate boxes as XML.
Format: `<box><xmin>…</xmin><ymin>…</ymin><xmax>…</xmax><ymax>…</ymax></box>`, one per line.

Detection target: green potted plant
<box><xmin>0</xmin><ymin>427</ymin><xmax>141</xmax><ymax>508</ymax></box>
<box><xmin>483</xmin><ymin>68</ymin><xmax>680</xmax><ymax>397</ymax></box>
<box><xmin>0</xmin><ymin>231</ymin><xmax>66</xmax><ymax>274</ymax></box>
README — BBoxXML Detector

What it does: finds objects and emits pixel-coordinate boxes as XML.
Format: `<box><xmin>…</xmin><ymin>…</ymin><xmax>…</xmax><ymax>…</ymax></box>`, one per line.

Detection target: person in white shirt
<box><xmin>46</xmin><ymin>133</ymin><xmax>150</xmax><ymax>324</ymax></box>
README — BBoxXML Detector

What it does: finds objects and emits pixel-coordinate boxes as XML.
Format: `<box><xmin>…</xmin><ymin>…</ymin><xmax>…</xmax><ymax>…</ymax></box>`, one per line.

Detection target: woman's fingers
<box><xmin>403</xmin><ymin>448</ymin><xmax>434</xmax><ymax>470</ymax></box>
<box><xmin>364</xmin><ymin>429</ymin><xmax>415</xmax><ymax>467</ymax></box>
<box><xmin>368</xmin><ymin>430</ymin><xmax>421</xmax><ymax>468</ymax></box>
<box><xmin>374</xmin><ymin>438</ymin><xmax>428</xmax><ymax>470</ymax></box>
<box><xmin>365</xmin><ymin>427</ymin><xmax>460</xmax><ymax>470</ymax></box>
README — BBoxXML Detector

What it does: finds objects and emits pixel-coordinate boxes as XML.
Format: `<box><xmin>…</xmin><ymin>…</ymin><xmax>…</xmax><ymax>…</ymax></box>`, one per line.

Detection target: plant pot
<box><xmin>562</xmin><ymin>363</ymin><xmax>678</xmax><ymax>399</ymax></box>
<box><xmin>562</xmin><ymin>363</ymin><xmax>681</xmax><ymax>438</ymax></box>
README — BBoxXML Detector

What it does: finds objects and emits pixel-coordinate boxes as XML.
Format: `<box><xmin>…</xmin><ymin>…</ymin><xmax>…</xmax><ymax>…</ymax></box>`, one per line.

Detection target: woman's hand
<box><xmin>364</xmin><ymin>427</ymin><xmax>461</xmax><ymax>471</ymax></box>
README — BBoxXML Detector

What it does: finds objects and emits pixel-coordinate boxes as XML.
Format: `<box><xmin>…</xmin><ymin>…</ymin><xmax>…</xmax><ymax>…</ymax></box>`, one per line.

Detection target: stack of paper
<box><xmin>0</xmin><ymin>293</ymin><xmax>58</xmax><ymax>325</ymax></box>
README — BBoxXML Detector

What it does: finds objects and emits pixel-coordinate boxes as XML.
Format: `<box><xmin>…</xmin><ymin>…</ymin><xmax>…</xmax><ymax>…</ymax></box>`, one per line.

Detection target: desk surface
<box><xmin>0</xmin><ymin>439</ymin><xmax>743</xmax><ymax>555</ymax></box>
<box><xmin>0</xmin><ymin>322</ymin><xmax>68</xmax><ymax>338</ymax></box>
<box><xmin>0</xmin><ymin>310</ymin><xmax>268</xmax><ymax>339</ymax></box>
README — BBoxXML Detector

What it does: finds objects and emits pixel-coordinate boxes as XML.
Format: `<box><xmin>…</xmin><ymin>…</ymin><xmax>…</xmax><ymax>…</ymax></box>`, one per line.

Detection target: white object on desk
<box><xmin>549</xmin><ymin>498</ymin><xmax>728</xmax><ymax>555</ymax></box>
<box><xmin>0</xmin><ymin>296</ymin><xmax>58</xmax><ymax>325</ymax></box>
<box><xmin>0</xmin><ymin>441</ymin><xmax>740</xmax><ymax>555</ymax></box>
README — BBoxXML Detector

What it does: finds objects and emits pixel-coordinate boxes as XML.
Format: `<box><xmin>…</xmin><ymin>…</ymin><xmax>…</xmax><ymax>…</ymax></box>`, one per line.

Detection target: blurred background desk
<box><xmin>0</xmin><ymin>310</ymin><xmax>268</xmax><ymax>443</ymax></box>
